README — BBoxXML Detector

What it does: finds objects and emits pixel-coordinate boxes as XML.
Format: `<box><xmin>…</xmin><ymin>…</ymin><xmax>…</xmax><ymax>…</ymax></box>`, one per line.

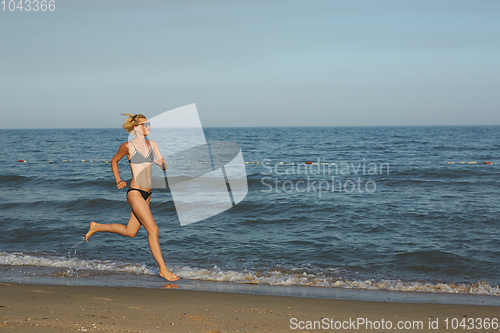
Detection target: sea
<box><xmin>1</xmin><ymin>126</ymin><xmax>499</xmax><ymax>305</ymax></box>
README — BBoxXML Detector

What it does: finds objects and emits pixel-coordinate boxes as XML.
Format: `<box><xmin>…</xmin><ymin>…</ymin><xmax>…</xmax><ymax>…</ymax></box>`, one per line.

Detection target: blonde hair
<box><xmin>121</xmin><ymin>113</ymin><xmax>146</xmax><ymax>134</ymax></box>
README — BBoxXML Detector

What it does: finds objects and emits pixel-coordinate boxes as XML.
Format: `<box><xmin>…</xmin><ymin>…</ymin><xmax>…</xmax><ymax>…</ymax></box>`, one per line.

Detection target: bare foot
<box><xmin>85</xmin><ymin>222</ymin><xmax>99</xmax><ymax>242</ymax></box>
<box><xmin>159</xmin><ymin>268</ymin><xmax>179</xmax><ymax>281</ymax></box>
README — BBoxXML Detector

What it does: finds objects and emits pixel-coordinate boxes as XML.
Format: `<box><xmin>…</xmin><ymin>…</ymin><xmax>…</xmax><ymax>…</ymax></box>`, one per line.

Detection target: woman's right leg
<box><xmin>126</xmin><ymin>191</ymin><xmax>179</xmax><ymax>282</ymax></box>
<box><xmin>85</xmin><ymin>211</ymin><xmax>141</xmax><ymax>241</ymax></box>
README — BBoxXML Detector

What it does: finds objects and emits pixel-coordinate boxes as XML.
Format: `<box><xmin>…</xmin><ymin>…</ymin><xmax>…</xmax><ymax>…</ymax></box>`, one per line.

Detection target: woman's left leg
<box><xmin>85</xmin><ymin>211</ymin><xmax>141</xmax><ymax>241</ymax></box>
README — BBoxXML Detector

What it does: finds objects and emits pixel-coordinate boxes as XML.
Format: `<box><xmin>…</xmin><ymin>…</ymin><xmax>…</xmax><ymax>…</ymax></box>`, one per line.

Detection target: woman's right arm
<box><xmin>111</xmin><ymin>143</ymin><xmax>129</xmax><ymax>189</ymax></box>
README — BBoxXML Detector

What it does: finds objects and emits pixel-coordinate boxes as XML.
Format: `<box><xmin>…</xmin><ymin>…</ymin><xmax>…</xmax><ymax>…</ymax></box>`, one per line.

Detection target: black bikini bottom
<box><xmin>127</xmin><ymin>187</ymin><xmax>153</xmax><ymax>201</ymax></box>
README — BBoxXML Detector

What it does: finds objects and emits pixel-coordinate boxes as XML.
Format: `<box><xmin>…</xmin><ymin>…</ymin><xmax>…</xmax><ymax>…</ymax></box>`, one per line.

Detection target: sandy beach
<box><xmin>1</xmin><ymin>282</ymin><xmax>499</xmax><ymax>332</ymax></box>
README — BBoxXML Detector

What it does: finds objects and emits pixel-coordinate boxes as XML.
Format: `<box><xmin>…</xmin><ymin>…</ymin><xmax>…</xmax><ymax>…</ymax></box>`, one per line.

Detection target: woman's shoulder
<box><xmin>119</xmin><ymin>142</ymin><xmax>131</xmax><ymax>151</ymax></box>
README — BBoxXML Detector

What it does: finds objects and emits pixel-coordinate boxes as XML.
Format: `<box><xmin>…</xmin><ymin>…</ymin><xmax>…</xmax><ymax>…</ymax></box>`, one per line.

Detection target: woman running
<box><xmin>85</xmin><ymin>113</ymin><xmax>179</xmax><ymax>282</ymax></box>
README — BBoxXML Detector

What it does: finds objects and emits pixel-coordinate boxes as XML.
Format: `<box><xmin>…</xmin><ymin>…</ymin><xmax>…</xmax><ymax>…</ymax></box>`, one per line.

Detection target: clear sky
<box><xmin>1</xmin><ymin>0</ymin><xmax>499</xmax><ymax>128</ymax></box>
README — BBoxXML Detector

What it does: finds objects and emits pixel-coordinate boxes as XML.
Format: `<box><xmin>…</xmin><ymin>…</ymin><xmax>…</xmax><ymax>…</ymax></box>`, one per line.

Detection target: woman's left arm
<box><xmin>151</xmin><ymin>140</ymin><xmax>167</xmax><ymax>171</ymax></box>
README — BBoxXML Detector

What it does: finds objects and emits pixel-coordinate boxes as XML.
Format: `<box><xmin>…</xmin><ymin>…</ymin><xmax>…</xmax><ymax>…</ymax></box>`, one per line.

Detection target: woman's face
<box><xmin>135</xmin><ymin>118</ymin><xmax>150</xmax><ymax>136</ymax></box>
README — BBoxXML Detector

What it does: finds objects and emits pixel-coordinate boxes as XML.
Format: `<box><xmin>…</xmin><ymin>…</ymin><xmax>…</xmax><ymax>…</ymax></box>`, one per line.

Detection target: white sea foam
<box><xmin>0</xmin><ymin>251</ymin><xmax>154</xmax><ymax>275</ymax></box>
<box><xmin>1</xmin><ymin>251</ymin><xmax>499</xmax><ymax>296</ymax></box>
<box><xmin>175</xmin><ymin>266</ymin><xmax>500</xmax><ymax>296</ymax></box>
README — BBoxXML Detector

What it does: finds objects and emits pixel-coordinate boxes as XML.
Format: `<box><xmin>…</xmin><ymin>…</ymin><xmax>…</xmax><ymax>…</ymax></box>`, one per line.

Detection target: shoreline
<box><xmin>1</xmin><ymin>282</ymin><xmax>500</xmax><ymax>332</ymax></box>
<box><xmin>2</xmin><ymin>265</ymin><xmax>500</xmax><ymax>307</ymax></box>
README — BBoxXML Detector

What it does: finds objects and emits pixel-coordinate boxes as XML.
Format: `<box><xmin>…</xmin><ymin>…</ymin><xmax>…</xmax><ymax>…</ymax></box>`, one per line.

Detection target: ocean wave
<box><xmin>1</xmin><ymin>197</ymin><xmax>123</xmax><ymax>211</ymax></box>
<box><xmin>1</xmin><ymin>252</ymin><xmax>499</xmax><ymax>297</ymax></box>
<box><xmin>175</xmin><ymin>266</ymin><xmax>500</xmax><ymax>296</ymax></box>
<box><xmin>0</xmin><ymin>251</ymin><xmax>154</xmax><ymax>275</ymax></box>
<box><xmin>0</xmin><ymin>175</ymin><xmax>34</xmax><ymax>186</ymax></box>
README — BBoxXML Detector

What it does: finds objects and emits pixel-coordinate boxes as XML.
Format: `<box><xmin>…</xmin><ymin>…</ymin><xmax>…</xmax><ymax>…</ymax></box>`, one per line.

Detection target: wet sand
<box><xmin>1</xmin><ymin>282</ymin><xmax>499</xmax><ymax>332</ymax></box>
